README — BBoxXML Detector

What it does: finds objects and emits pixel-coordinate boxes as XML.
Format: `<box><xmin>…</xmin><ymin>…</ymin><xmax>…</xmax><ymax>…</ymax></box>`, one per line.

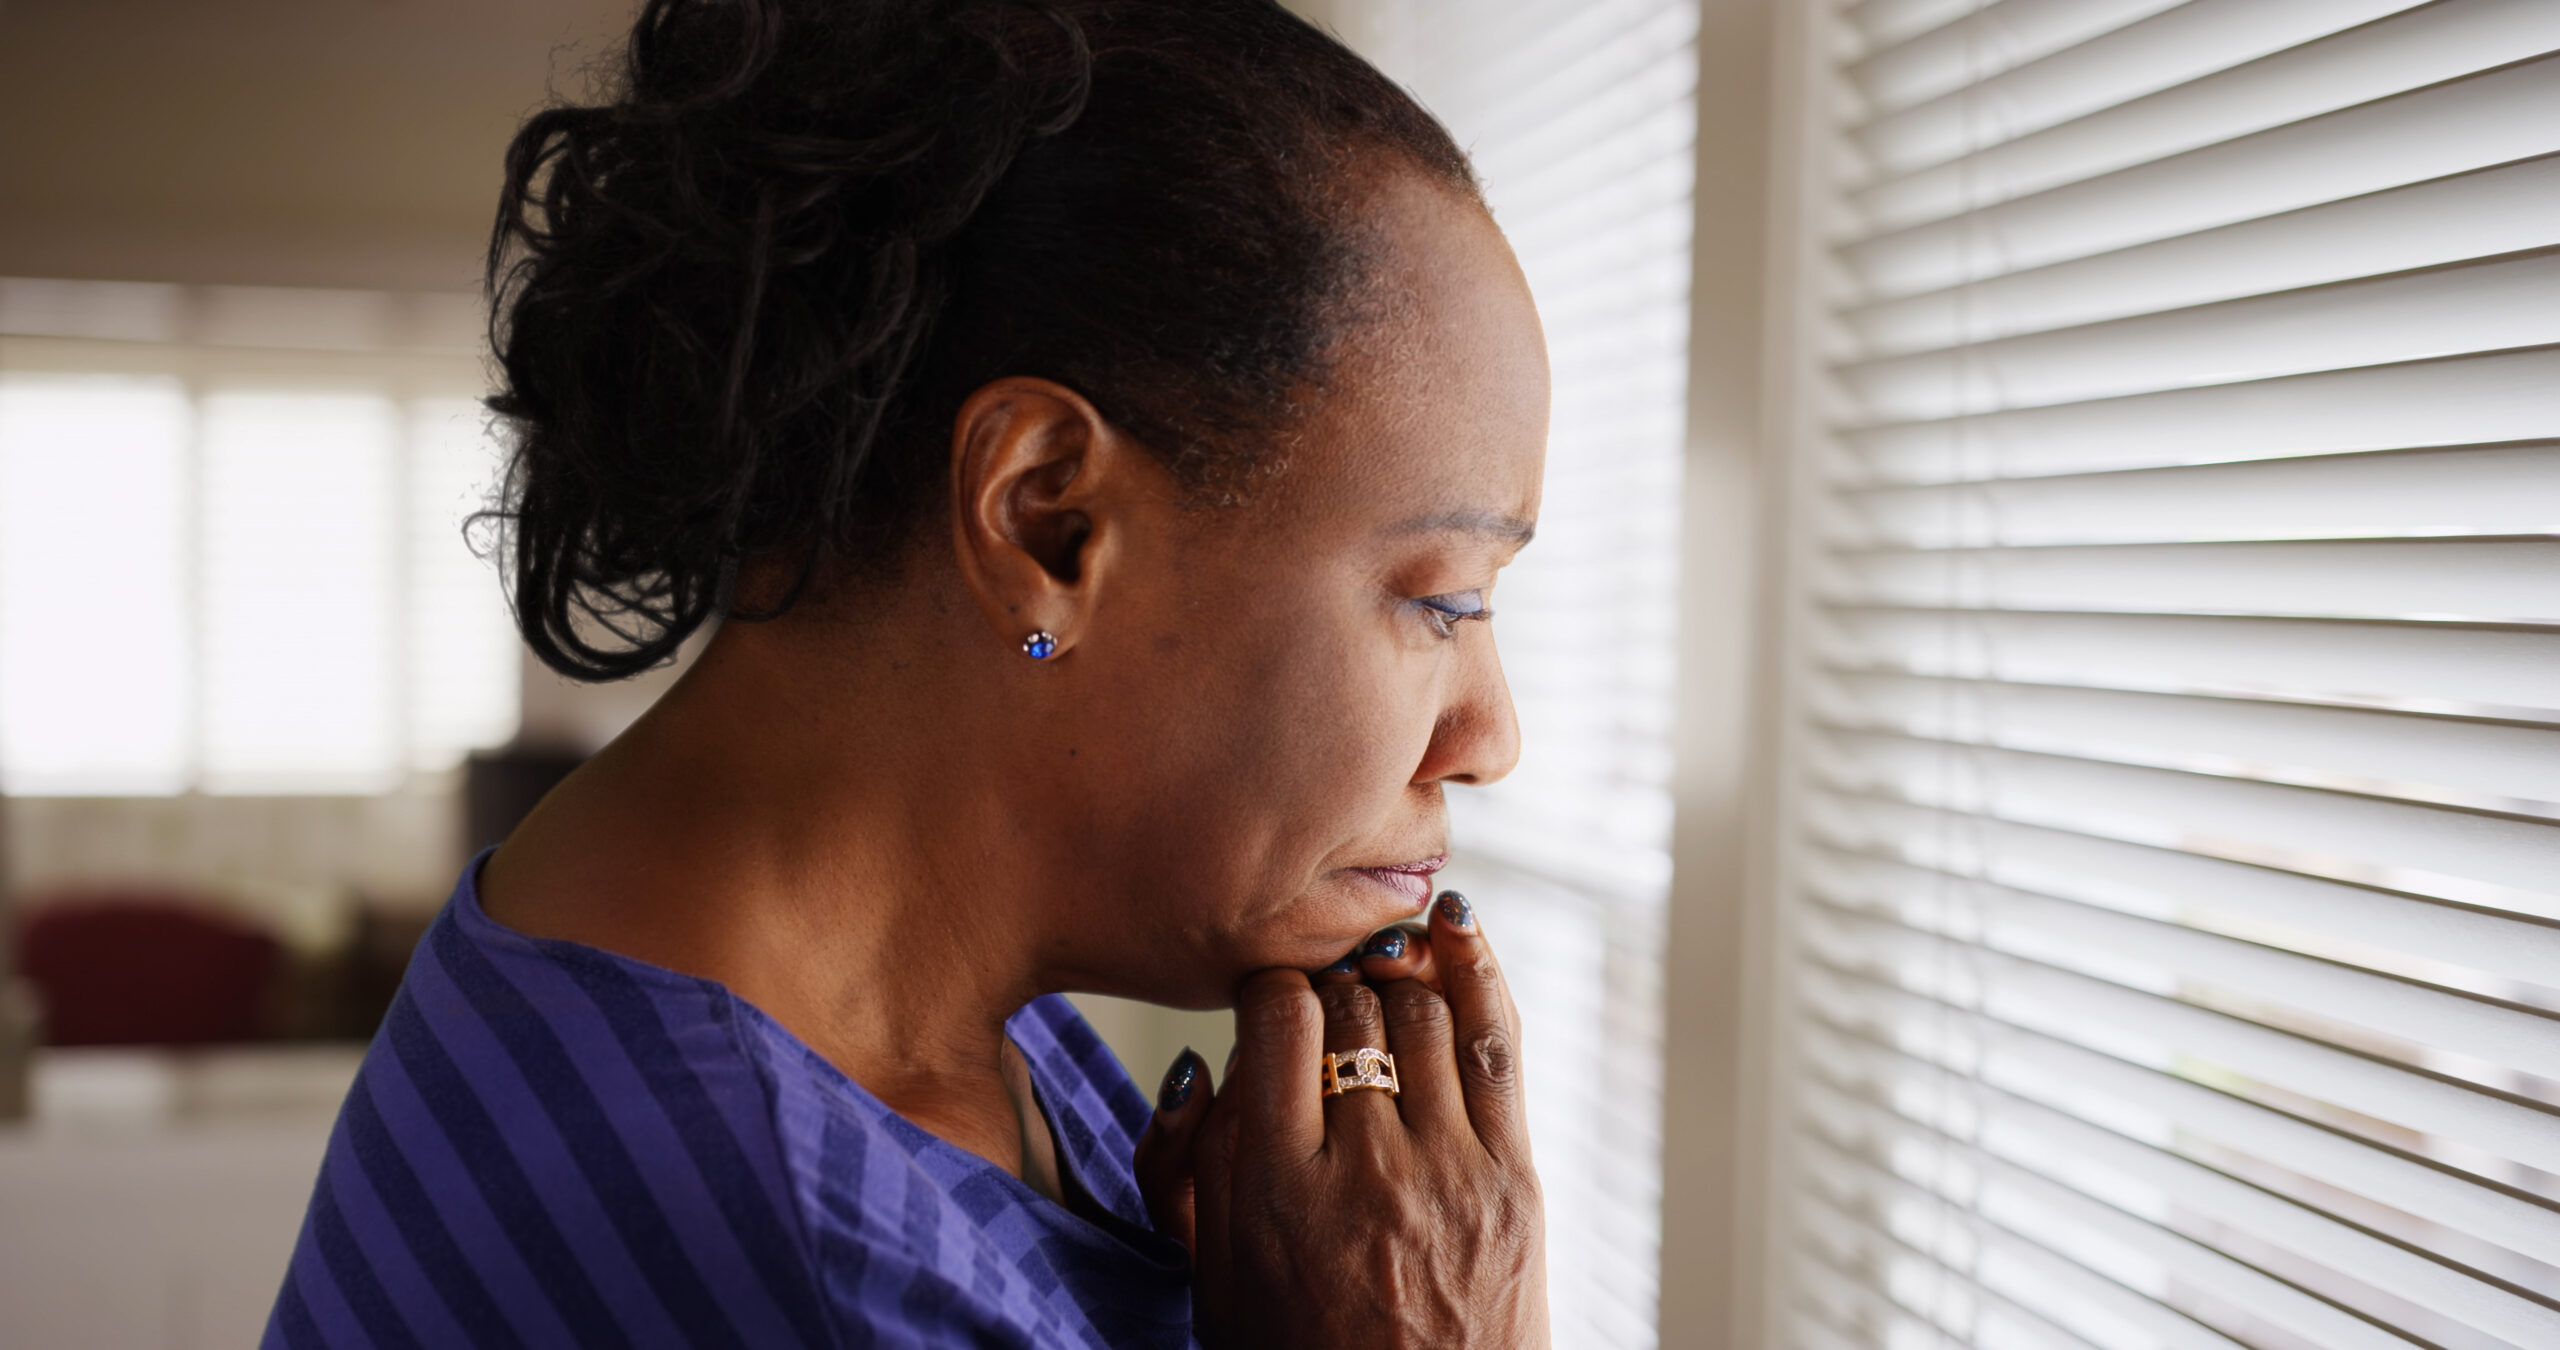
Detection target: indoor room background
<box><xmin>2</xmin><ymin>1</ymin><xmax>2553</xmax><ymax>1347</ymax></box>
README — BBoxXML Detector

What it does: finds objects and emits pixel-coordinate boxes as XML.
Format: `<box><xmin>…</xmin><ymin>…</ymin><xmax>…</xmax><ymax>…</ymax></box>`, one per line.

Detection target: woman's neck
<box><xmin>477</xmin><ymin>612</ymin><xmax>1061</xmax><ymax>1184</ymax></box>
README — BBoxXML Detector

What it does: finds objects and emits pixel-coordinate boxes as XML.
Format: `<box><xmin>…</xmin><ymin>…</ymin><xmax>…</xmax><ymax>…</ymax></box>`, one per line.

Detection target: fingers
<box><xmin>1194</xmin><ymin>1061</ymin><xmax>1242</xmax><ymax>1340</ymax></box>
<box><xmin>1371</xmin><ymin>977</ymin><xmax>1468</xmax><ymax>1137</ymax></box>
<box><xmin>1230</xmin><ymin>967</ymin><xmax>1325</xmax><ymax>1161</ymax></box>
<box><xmin>1309</xmin><ymin>947</ymin><xmax>1364</xmax><ymax>987</ymax></box>
<box><xmin>1313</xmin><ymin>980</ymin><xmax>1402</xmax><ymax>1136</ymax></box>
<box><xmin>1429</xmin><ymin>889</ymin><xmax>1531</xmax><ymax>1163</ymax></box>
<box><xmin>1318</xmin><ymin>924</ymin><xmax>1441</xmax><ymax>992</ymax></box>
<box><xmin>1355</xmin><ymin>924</ymin><xmax>1436</xmax><ymax>990</ymax></box>
<box><xmin>1391</xmin><ymin>931</ymin><xmax>1444</xmax><ymax>995</ymax></box>
<box><xmin>1133</xmin><ymin>1047</ymin><xmax>1210</xmax><ymax>1253</ymax></box>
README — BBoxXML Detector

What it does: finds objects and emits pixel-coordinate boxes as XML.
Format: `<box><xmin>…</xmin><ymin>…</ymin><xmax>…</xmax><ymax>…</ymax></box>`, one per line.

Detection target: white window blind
<box><xmin>0</xmin><ymin>281</ymin><xmax>522</xmax><ymax>795</ymax></box>
<box><xmin>1780</xmin><ymin>2</ymin><xmax>2560</xmax><ymax>1349</ymax></box>
<box><xmin>1311</xmin><ymin>2</ymin><xmax>1697</xmax><ymax>1345</ymax></box>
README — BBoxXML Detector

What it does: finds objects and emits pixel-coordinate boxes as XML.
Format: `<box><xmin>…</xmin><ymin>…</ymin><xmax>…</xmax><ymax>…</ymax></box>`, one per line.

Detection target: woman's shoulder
<box><xmin>267</xmin><ymin>867</ymin><xmax>847</xmax><ymax>1348</ymax></box>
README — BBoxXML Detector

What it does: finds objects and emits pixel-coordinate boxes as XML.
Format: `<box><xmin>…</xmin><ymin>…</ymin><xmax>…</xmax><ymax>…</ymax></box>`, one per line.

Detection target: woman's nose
<box><xmin>1421</xmin><ymin>640</ymin><xmax>1521</xmax><ymax>787</ymax></box>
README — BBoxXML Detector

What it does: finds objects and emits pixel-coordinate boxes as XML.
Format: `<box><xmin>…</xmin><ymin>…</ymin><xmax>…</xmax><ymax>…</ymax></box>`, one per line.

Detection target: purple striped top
<box><xmin>264</xmin><ymin>856</ymin><xmax>1194</xmax><ymax>1348</ymax></box>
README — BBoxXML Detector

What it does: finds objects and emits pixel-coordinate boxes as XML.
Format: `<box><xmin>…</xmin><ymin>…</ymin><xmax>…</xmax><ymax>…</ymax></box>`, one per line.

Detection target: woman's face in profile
<box><xmin>1052</xmin><ymin>174</ymin><xmax>1549</xmax><ymax>1004</ymax></box>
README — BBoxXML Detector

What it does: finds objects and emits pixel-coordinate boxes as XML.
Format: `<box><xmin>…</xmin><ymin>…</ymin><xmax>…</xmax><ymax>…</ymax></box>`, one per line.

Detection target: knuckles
<box><xmin>1378</xmin><ymin>981</ymin><xmax>1450</xmax><ymax>1029</ymax></box>
<box><xmin>1313</xmin><ymin>980</ymin><xmax>1384</xmax><ymax>1030</ymax></box>
<box><xmin>1236</xmin><ymin>974</ymin><xmax>1320</xmax><ymax>1043</ymax></box>
<box><xmin>1462</xmin><ymin>1028</ymin><xmax>1519</xmax><ymax>1088</ymax></box>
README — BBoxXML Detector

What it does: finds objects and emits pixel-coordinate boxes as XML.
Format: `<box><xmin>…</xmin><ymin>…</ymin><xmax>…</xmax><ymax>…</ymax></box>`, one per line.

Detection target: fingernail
<box><xmin>1361</xmin><ymin>927</ymin><xmax>1408</xmax><ymax>960</ymax></box>
<box><xmin>1158</xmin><ymin>1047</ymin><xmax>1203</xmax><ymax>1113</ymax></box>
<box><xmin>1319</xmin><ymin>950</ymin><xmax>1360</xmax><ymax>975</ymax></box>
<box><xmin>1435</xmin><ymin>890</ymin><xmax>1474</xmax><ymax>929</ymax></box>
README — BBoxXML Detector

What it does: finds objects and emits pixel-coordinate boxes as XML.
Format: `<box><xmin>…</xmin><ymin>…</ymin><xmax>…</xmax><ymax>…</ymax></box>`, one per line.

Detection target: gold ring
<box><xmin>1321</xmin><ymin>1047</ymin><xmax>1399</xmax><ymax>1097</ymax></box>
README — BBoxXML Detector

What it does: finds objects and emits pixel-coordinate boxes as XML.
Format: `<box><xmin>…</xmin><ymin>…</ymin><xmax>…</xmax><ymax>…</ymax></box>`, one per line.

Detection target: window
<box><xmin>0</xmin><ymin>281</ymin><xmax>520</xmax><ymax>795</ymax></box>
<box><xmin>1771</xmin><ymin>3</ymin><xmax>2560</xmax><ymax>1348</ymax></box>
<box><xmin>1317</xmin><ymin>1</ymin><xmax>1700</xmax><ymax>1343</ymax></box>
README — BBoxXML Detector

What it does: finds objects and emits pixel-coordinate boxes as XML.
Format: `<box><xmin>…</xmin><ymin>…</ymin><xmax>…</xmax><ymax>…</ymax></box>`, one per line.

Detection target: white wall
<box><xmin>0</xmin><ymin>0</ymin><xmax>633</xmax><ymax>291</ymax></box>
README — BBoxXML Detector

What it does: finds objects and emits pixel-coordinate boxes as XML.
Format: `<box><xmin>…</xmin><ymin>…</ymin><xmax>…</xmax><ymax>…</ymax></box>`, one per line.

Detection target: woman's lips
<box><xmin>1349</xmin><ymin>856</ymin><xmax>1445</xmax><ymax>909</ymax></box>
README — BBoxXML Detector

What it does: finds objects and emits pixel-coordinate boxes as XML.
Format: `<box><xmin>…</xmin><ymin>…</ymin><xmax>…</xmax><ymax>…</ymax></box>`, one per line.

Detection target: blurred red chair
<box><xmin>15</xmin><ymin>894</ymin><xmax>282</xmax><ymax>1046</ymax></box>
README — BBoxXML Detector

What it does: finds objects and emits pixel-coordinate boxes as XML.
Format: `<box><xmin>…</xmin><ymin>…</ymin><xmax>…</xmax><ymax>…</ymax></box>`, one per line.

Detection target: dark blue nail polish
<box><xmin>1362</xmin><ymin>927</ymin><xmax>1408</xmax><ymax>960</ymax></box>
<box><xmin>1158</xmin><ymin>1047</ymin><xmax>1203</xmax><ymax>1113</ymax></box>
<box><xmin>1320</xmin><ymin>951</ymin><xmax>1360</xmax><ymax>975</ymax></box>
<box><xmin>1435</xmin><ymin>890</ymin><xmax>1474</xmax><ymax>929</ymax></box>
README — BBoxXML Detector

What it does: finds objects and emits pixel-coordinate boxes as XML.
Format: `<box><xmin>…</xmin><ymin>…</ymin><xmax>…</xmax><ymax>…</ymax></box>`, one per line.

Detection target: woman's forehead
<box><xmin>1293</xmin><ymin>178</ymin><xmax>1550</xmax><ymax>533</ymax></box>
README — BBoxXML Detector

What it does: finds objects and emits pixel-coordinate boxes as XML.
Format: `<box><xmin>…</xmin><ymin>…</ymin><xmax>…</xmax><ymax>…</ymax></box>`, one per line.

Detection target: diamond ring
<box><xmin>1321</xmin><ymin>1047</ymin><xmax>1400</xmax><ymax>1097</ymax></box>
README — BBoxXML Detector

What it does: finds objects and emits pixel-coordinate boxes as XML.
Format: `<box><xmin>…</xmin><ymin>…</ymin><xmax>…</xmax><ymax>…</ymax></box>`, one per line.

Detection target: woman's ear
<box><xmin>947</xmin><ymin>377</ymin><xmax>1149</xmax><ymax>660</ymax></box>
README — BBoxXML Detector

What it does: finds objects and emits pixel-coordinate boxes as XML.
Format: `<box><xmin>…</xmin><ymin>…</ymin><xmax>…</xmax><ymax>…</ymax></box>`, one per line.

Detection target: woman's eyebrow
<box><xmin>1384</xmin><ymin>507</ymin><xmax>1537</xmax><ymax>545</ymax></box>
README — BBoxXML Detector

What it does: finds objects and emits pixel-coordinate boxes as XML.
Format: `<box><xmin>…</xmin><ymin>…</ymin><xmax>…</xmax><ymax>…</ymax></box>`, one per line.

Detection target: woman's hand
<box><xmin>1135</xmin><ymin>892</ymin><xmax>1549</xmax><ymax>1348</ymax></box>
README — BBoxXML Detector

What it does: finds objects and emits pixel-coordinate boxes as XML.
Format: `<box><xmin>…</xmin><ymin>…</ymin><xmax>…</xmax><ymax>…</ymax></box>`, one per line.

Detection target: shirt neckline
<box><xmin>449</xmin><ymin>848</ymin><xmax>1157</xmax><ymax>1242</ymax></box>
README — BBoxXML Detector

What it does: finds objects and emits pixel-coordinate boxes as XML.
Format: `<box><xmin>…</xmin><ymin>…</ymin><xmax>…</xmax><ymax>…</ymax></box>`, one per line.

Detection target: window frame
<box><xmin>1655</xmin><ymin>0</ymin><xmax>1807</xmax><ymax>1345</ymax></box>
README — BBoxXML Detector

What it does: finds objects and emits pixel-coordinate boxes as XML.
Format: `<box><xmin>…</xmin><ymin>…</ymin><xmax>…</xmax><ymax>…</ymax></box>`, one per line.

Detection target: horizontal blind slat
<box><xmin>1840</xmin><ymin>347</ymin><xmax>2560</xmax><ymax>482</ymax></box>
<box><xmin>1842</xmin><ymin>250</ymin><xmax>2560</xmax><ymax>420</ymax></box>
<box><xmin>1798</xmin><ymin>1049</ymin><xmax>2560</xmax><ymax>1349</ymax></box>
<box><xmin>1795</xmin><ymin>1185</ymin><xmax>2114</xmax><ymax>1350</ymax></box>
<box><xmin>1854</xmin><ymin>0</ymin><xmax>2431</xmax><ymax>179</ymax></box>
<box><xmin>1830</xmin><ymin>443</ymin><xmax>2560</xmax><ymax>548</ymax></box>
<box><xmin>1803</xmin><ymin>857</ymin><xmax>2560</xmax><ymax>1082</ymax></box>
<box><xmin>1995</xmin><ymin>1094</ymin><xmax>2560</xmax><ymax>1349</ymax></box>
<box><xmin>1817</xmin><ymin>537</ymin><xmax>2560</xmax><ymax>625</ymax></box>
<box><xmin>1811</xmin><ymin>732</ymin><xmax>2560</xmax><ymax>915</ymax></box>
<box><xmin>1846</xmin><ymin>0</ymin><xmax>1996</xmax><ymax>53</ymax></box>
<box><xmin>1447</xmin><ymin>0</ymin><xmax>1691</xmax><ymax>135</ymax></box>
<box><xmin>1847</xmin><ymin>154</ymin><xmax>2560</xmax><ymax>356</ymax></box>
<box><xmin>1808</xmin><ymin>794</ymin><xmax>2560</xmax><ymax>991</ymax></box>
<box><xmin>1785</xmin><ymin>1306</ymin><xmax>1878</xmax><ymax>1350</ymax></box>
<box><xmin>1843</xmin><ymin>54</ymin><xmax>2560</xmax><ymax>296</ymax></box>
<box><xmin>1801</xmin><ymin>974</ymin><xmax>2560</xmax><ymax>1271</ymax></box>
<box><xmin>1796</xmin><ymin>1037</ymin><xmax>2446</xmax><ymax>1350</ymax></box>
<box><xmin>1468</xmin><ymin>8</ymin><xmax>1697</xmax><ymax>165</ymax></box>
<box><xmin>1793</xmin><ymin>1245</ymin><xmax>1976</xmax><ymax>1350</ymax></box>
<box><xmin>1815</xmin><ymin>607</ymin><xmax>2560</xmax><ymax>719</ymax></box>
<box><xmin>1813</xmin><ymin>673</ymin><xmax>2560</xmax><ymax>813</ymax></box>
<box><xmin>1849</xmin><ymin>0</ymin><xmax>2194</xmax><ymax>116</ymax></box>
<box><xmin>1796</xmin><ymin>918</ymin><xmax>2560</xmax><ymax>1176</ymax></box>
<box><xmin>1851</xmin><ymin>0</ymin><xmax>2560</xmax><ymax>233</ymax></box>
<box><xmin>1802</xmin><ymin>1086</ymin><xmax>2560</xmax><ymax>1350</ymax></box>
<box><xmin>1798</xmin><ymin>1135</ymin><xmax>2258</xmax><ymax>1350</ymax></box>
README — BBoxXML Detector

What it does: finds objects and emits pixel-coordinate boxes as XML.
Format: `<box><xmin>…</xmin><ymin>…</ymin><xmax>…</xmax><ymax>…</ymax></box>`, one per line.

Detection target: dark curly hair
<box><xmin>485</xmin><ymin>0</ymin><xmax>1478</xmax><ymax>681</ymax></box>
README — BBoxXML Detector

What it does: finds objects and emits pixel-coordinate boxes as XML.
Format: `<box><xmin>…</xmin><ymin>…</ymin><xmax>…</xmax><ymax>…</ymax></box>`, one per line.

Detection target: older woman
<box><xmin>267</xmin><ymin>0</ymin><xmax>1549</xmax><ymax>1344</ymax></box>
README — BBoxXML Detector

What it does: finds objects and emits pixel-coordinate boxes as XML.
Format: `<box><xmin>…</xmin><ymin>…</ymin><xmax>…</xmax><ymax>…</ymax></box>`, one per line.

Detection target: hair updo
<box><xmin>486</xmin><ymin>0</ymin><xmax>1477</xmax><ymax>681</ymax></box>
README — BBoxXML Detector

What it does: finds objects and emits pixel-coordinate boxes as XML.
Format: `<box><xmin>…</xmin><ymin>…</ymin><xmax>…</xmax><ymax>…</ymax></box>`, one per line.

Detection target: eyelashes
<box><xmin>1415</xmin><ymin>590</ymin><xmax>1493</xmax><ymax>639</ymax></box>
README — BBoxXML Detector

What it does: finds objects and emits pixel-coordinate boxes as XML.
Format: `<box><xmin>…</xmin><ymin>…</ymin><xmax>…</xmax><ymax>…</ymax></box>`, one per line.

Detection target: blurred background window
<box><xmin>1773</xmin><ymin>2</ymin><xmax>2560</xmax><ymax>1348</ymax></box>
<box><xmin>0</xmin><ymin>285</ymin><xmax>520</xmax><ymax>797</ymax></box>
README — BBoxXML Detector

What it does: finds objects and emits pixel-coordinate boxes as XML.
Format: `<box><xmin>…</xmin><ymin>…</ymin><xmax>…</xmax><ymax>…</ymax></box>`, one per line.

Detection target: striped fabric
<box><xmin>264</xmin><ymin>856</ymin><xmax>1194</xmax><ymax>1348</ymax></box>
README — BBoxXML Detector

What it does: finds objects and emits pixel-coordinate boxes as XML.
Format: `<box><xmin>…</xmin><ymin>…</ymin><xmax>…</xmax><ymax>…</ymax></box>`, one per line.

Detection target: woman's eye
<box><xmin>1414</xmin><ymin>590</ymin><xmax>1492</xmax><ymax>639</ymax></box>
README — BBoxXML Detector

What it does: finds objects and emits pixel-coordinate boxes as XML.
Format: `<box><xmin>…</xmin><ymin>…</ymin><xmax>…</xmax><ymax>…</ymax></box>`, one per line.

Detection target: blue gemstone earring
<box><xmin>1021</xmin><ymin>629</ymin><xmax>1058</xmax><ymax>660</ymax></box>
